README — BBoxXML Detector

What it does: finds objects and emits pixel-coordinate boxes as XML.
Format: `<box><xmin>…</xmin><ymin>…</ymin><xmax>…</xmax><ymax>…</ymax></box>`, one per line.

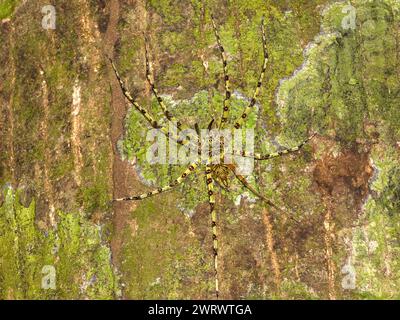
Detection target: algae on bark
<box><xmin>1</xmin><ymin>0</ymin><xmax>400</xmax><ymax>299</ymax></box>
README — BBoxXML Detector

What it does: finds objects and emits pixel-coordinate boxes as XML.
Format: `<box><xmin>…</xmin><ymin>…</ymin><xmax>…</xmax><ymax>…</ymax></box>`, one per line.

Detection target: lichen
<box><xmin>0</xmin><ymin>0</ymin><xmax>19</xmax><ymax>20</ymax></box>
<box><xmin>0</xmin><ymin>187</ymin><xmax>118</xmax><ymax>299</ymax></box>
<box><xmin>1</xmin><ymin>0</ymin><xmax>399</xmax><ymax>300</ymax></box>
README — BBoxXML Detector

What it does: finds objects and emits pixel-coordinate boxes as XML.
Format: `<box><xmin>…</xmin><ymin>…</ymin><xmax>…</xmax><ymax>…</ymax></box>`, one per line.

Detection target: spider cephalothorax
<box><xmin>110</xmin><ymin>14</ymin><xmax>314</xmax><ymax>299</ymax></box>
<box><xmin>211</xmin><ymin>164</ymin><xmax>232</xmax><ymax>190</ymax></box>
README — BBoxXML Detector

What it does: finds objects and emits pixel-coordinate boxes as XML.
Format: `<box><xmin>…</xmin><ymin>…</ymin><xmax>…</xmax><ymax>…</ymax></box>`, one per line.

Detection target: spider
<box><xmin>110</xmin><ymin>15</ymin><xmax>314</xmax><ymax>299</ymax></box>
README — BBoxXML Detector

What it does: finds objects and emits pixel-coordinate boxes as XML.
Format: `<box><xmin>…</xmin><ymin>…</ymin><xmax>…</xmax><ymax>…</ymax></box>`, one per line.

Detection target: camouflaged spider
<box><xmin>110</xmin><ymin>15</ymin><xmax>314</xmax><ymax>299</ymax></box>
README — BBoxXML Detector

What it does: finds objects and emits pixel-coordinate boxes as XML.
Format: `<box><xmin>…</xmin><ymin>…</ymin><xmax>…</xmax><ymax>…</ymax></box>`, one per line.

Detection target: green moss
<box><xmin>122</xmin><ymin>89</ymin><xmax>260</xmax><ymax>213</ymax></box>
<box><xmin>0</xmin><ymin>0</ymin><xmax>18</xmax><ymax>19</ymax></box>
<box><xmin>278</xmin><ymin>0</ymin><xmax>400</xmax><ymax>145</ymax></box>
<box><xmin>120</xmin><ymin>196</ymin><xmax>210</xmax><ymax>299</ymax></box>
<box><xmin>3</xmin><ymin>0</ymin><xmax>398</xmax><ymax>300</ymax></box>
<box><xmin>343</xmin><ymin>144</ymin><xmax>400</xmax><ymax>299</ymax></box>
<box><xmin>277</xmin><ymin>280</ymin><xmax>319</xmax><ymax>300</ymax></box>
<box><xmin>148</xmin><ymin>0</ymin><xmax>186</xmax><ymax>25</ymax></box>
<box><xmin>78</xmin><ymin>183</ymin><xmax>110</xmax><ymax>215</ymax></box>
<box><xmin>0</xmin><ymin>188</ymin><xmax>118</xmax><ymax>299</ymax></box>
<box><xmin>116</xmin><ymin>0</ymin><xmax>336</xmax><ymax>299</ymax></box>
<box><xmin>273</xmin><ymin>0</ymin><xmax>400</xmax><ymax>299</ymax></box>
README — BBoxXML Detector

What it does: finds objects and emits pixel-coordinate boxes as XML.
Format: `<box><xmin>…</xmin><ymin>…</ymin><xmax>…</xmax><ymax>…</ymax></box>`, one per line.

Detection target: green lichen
<box><xmin>275</xmin><ymin>0</ymin><xmax>400</xmax><ymax>299</ymax></box>
<box><xmin>2</xmin><ymin>0</ymin><xmax>399</xmax><ymax>300</ymax></box>
<box><xmin>0</xmin><ymin>188</ymin><xmax>118</xmax><ymax>299</ymax></box>
<box><xmin>119</xmin><ymin>196</ymin><xmax>210</xmax><ymax>299</ymax></box>
<box><xmin>122</xmin><ymin>90</ymin><xmax>260</xmax><ymax>214</ymax></box>
<box><xmin>346</xmin><ymin>145</ymin><xmax>400</xmax><ymax>299</ymax></box>
<box><xmin>116</xmin><ymin>0</ymin><xmax>337</xmax><ymax>299</ymax></box>
<box><xmin>0</xmin><ymin>0</ymin><xmax>18</xmax><ymax>20</ymax></box>
<box><xmin>278</xmin><ymin>0</ymin><xmax>400</xmax><ymax>145</ymax></box>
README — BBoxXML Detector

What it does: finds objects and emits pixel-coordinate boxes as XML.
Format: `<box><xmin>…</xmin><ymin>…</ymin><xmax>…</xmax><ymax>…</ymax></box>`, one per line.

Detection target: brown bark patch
<box><xmin>311</xmin><ymin>141</ymin><xmax>374</xmax><ymax>298</ymax></box>
<box><xmin>262</xmin><ymin>208</ymin><xmax>281</xmax><ymax>290</ymax></box>
<box><xmin>313</xmin><ymin>145</ymin><xmax>373</xmax><ymax>215</ymax></box>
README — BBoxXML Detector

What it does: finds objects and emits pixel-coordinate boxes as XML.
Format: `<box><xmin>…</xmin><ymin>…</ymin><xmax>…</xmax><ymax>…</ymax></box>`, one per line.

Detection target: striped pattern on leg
<box><xmin>110</xmin><ymin>58</ymin><xmax>198</xmax><ymax>151</ymax></box>
<box><xmin>233</xmin><ymin>134</ymin><xmax>315</xmax><ymax>160</ymax></box>
<box><xmin>234</xmin><ymin>18</ymin><xmax>268</xmax><ymax>130</ymax></box>
<box><xmin>144</xmin><ymin>39</ymin><xmax>187</xmax><ymax>133</ymax></box>
<box><xmin>227</xmin><ymin>164</ymin><xmax>265</xmax><ymax>201</ymax></box>
<box><xmin>109</xmin><ymin>58</ymin><xmax>159</xmax><ymax>128</ymax></box>
<box><xmin>229</xmin><ymin>166</ymin><xmax>282</xmax><ymax>211</ymax></box>
<box><xmin>205</xmin><ymin>165</ymin><xmax>219</xmax><ymax>298</ymax></box>
<box><xmin>113</xmin><ymin>161</ymin><xmax>200</xmax><ymax>202</ymax></box>
<box><xmin>229</xmin><ymin>165</ymin><xmax>302</xmax><ymax>225</ymax></box>
<box><xmin>211</xmin><ymin>15</ymin><xmax>231</xmax><ymax>129</ymax></box>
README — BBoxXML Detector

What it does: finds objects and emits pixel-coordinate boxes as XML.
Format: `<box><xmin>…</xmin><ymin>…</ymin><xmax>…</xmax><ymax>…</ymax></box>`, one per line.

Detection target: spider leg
<box><xmin>205</xmin><ymin>165</ymin><xmax>219</xmax><ymax>299</ymax></box>
<box><xmin>144</xmin><ymin>37</ymin><xmax>187</xmax><ymax>132</ymax></box>
<box><xmin>113</xmin><ymin>161</ymin><xmax>200</xmax><ymax>202</ymax></box>
<box><xmin>233</xmin><ymin>17</ymin><xmax>268</xmax><ymax>130</ymax></box>
<box><xmin>208</xmin><ymin>118</ymin><xmax>215</xmax><ymax>130</ymax></box>
<box><xmin>228</xmin><ymin>165</ymin><xmax>301</xmax><ymax>224</ymax></box>
<box><xmin>110</xmin><ymin>58</ymin><xmax>198</xmax><ymax>150</ymax></box>
<box><xmin>109</xmin><ymin>57</ymin><xmax>160</xmax><ymax>129</ymax></box>
<box><xmin>228</xmin><ymin>165</ymin><xmax>266</xmax><ymax>201</ymax></box>
<box><xmin>211</xmin><ymin>14</ymin><xmax>231</xmax><ymax>129</ymax></box>
<box><xmin>234</xmin><ymin>133</ymin><xmax>316</xmax><ymax>160</ymax></box>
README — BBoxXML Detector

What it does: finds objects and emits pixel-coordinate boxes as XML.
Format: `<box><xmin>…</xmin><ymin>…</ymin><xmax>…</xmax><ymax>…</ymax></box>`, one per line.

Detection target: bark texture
<box><xmin>0</xmin><ymin>0</ymin><xmax>399</xmax><ymax>299</ymax></box>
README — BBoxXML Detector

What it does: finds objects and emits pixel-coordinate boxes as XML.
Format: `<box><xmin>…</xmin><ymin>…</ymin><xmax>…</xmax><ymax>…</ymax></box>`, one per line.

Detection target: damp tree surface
<box><xmin>0</xmin><ymin>0</ymin><xmax>400</xmax><ymax>299</ymax></box>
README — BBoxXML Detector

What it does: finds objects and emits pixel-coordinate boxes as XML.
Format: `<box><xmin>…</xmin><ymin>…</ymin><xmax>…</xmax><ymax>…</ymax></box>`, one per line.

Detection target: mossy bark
<box><xmin>1</xmin><ymin>0</ymin><xmax>400</xmax><ymax>299</ymax></box>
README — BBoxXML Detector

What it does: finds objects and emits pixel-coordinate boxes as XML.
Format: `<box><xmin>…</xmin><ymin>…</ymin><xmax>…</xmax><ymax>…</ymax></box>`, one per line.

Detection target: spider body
<box><xmin>211</xmin><ymin>164</ymin><xmax>232</xmax><ymax>190</ymax></box>
<box><xmin>110</xmin><ymin>14</ymin><xmax>314</xmax><ymax>299</ymax></box>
